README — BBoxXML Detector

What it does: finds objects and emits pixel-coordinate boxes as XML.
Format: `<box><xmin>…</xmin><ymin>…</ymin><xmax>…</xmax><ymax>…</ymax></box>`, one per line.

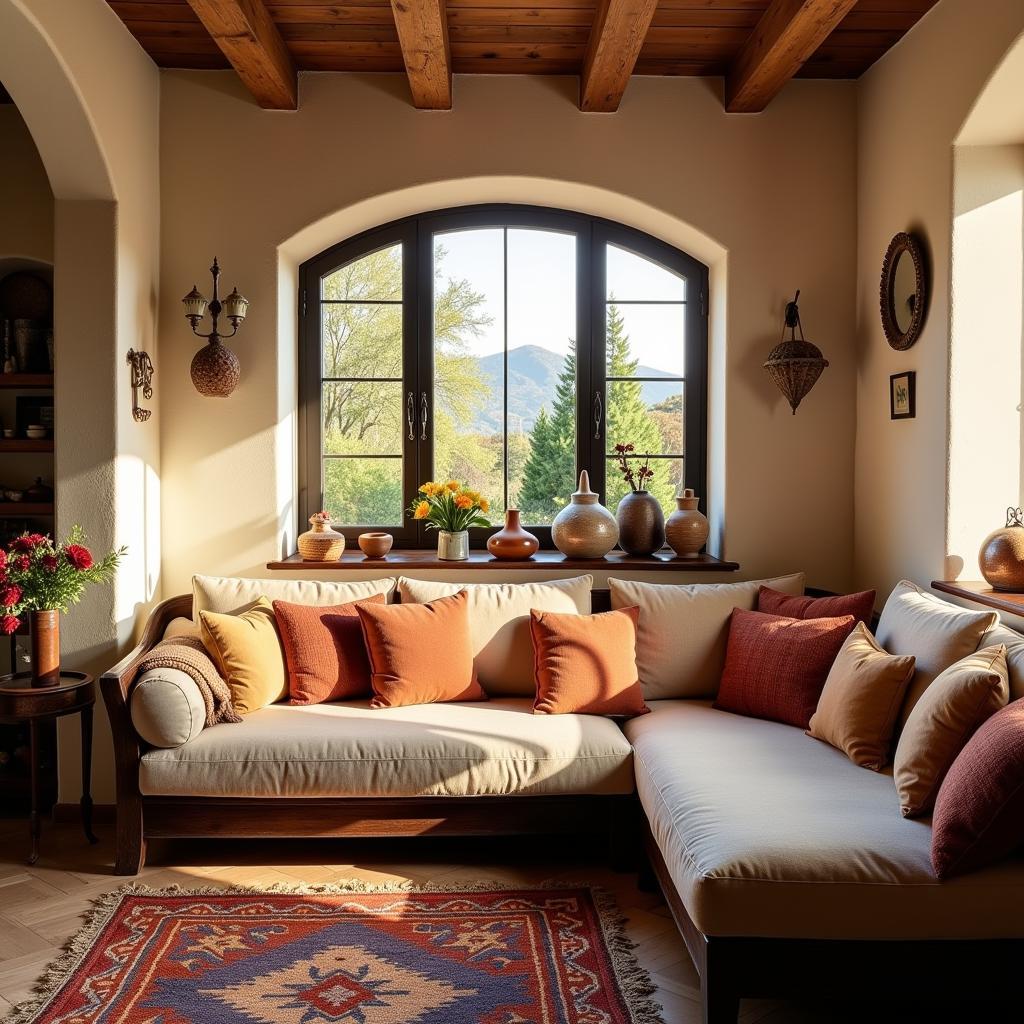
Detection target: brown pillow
<box><xmin>806</xmin><ymin>622</ymin><xmax>916</xmax><ymax>770</ymax></box>
<box><xmin>530</xmin><ymin>606</ymin><xmax>649</xmax><ymax>717</ymax></box>
<box><xmin>273</xmin><ymin>595</ymin><xmax>385</xmax><ymax>705</ymax></box>
<box><xmin>758</xmin><ymin>586</ymin><xmax>875</xmax><ymax>626</ymax></box>
<box><xmin>895</xmin><ymin>645</ymin><xmax>1008</xmax><ymax>817</ymax></box>
<box><xmin>355</xmin><ymin>590</ymin><xmax>487</xmax><ymax>709</ymax></box>
<box><xmin>199</xmin><ymin>597</ymin><xmax>287</xmax><ymax>715</ymax></box>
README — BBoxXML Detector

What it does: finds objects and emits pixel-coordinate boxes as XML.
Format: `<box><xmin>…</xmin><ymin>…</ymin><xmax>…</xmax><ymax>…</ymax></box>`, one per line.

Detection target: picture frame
<box><xmin>890</xmin><ymin>371</ymin><xmax>915</xmax><ymax>420</ymax></box>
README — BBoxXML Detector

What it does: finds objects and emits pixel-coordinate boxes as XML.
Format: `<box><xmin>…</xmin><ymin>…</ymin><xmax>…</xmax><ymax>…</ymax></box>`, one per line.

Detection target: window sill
<box><xmin>268</xmin><ymin>550</ymin><xmax>740</xmax><ymax>572</ymax></box>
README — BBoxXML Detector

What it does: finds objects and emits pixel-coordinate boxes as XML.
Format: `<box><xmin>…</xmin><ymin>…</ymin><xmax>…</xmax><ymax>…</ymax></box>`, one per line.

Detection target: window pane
<box><xmin>322</xmin><ymin>303</ymin><xmax>402</xmax><ymax>379</ymax></box>
<box><xmin>322</xmin><ymin>381</ymin><xmax>403</xmax><ymax>456</ymax></box>
<box><xmin>321</xmin><ymin>243</ymin><xmax>402</xmax><ymax>302</ymax></box>
<box><xmin>605</xmin><ymin>378</ymin><xmax>678</xmax><ymax>509</ymax></box>
<box><xmin>607</xmin><ymin>244</ymin><xmax>685</xmax><ymax>302</ymax></box>
<box><xmin>606</xmin><ymin>302</ymin><xmax>685</xmax><ymax>378</ymax></box>
<box><xmin>324</xmin><ymin>457</ymin><xmax>403</xmax><ymax>526</ymax></box>
<box><xmin>606</xmin><ymin>457</ymin><xmax>683</xmax><ymax>517</ymax></box>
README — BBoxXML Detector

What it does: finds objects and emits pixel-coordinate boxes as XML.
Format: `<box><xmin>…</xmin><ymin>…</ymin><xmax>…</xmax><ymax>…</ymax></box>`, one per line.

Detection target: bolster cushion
<box><xmin>131</xmin><ymin>668</ymin><xmax>207</xmax><ymax>748</ymax></box>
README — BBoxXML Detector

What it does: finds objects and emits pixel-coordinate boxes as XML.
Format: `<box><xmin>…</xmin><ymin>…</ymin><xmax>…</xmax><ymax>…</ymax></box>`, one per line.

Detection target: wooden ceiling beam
<box><xmin>185</xmin><ymin>0</ymin><xmax>297</xmax><ymax>110</ymax></box>
<box><xmin>725</xmin><ymin>0</ymin><xmax>858</xmax><ymax>113</ymax></box>
<box><xmin>580</xmin><ymin>0</ymin><xmax>660</xmax><ymax>112</ymax></box>
<box><xmin>390</xmin><ymin>0</ymin><xmax>452</xmax><ymax>110</ymax></box>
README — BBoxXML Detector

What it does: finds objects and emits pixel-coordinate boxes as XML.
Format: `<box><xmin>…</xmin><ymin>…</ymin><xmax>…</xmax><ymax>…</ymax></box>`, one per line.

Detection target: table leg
<box><xmin>28</xmin><ymin>718</ymin><xmax>40</xmax><ymax>865</ymax></box>
<box><xmin>80</xmin><ymin>706</ymin><xmax>97</xmax><ymax>845</ymax></box>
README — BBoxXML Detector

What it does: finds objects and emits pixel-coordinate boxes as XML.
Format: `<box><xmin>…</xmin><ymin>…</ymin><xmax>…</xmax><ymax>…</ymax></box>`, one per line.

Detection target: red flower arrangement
<box><xmin>612</xmin><ymin>443</ymin><xmax>655</xmax><ymax>493</ymax></box>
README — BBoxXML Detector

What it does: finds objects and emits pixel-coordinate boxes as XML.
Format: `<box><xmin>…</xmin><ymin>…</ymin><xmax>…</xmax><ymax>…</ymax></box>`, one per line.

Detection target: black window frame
<box><xmin>299</xmin><ymin>204</ymin><xmax>708</xmax><ymax>550</ymax></box>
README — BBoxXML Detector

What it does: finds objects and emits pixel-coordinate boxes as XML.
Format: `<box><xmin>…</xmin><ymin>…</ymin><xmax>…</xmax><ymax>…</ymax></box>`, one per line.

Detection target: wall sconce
<box><xmin>127</xmin><ymin>348</ymin><xmax>154</xmax><ymax>422</ymax></box>
<box><xmin>763</xmin><ymin>290</ymin><xmax>829</xmax><ymax>415</ymax></box>
<box><xmin>182</xmin><ymin>257</ymin><xmax>248</xmax><ymax>398</ymax></box>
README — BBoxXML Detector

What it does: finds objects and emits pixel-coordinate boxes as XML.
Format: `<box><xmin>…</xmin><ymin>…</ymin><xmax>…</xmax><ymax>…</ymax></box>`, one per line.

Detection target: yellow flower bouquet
<box><xmin>410</xmin><ymin>480</ymin><xmax>491</xmax><ymax>532</ymax></box>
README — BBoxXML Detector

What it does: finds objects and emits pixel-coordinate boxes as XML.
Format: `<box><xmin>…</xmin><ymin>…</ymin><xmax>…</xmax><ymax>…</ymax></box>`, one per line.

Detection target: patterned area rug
<box><xmin>6</xmin><ymin>882</ymin><xmax>664</xmax><ymax>1024</ymax></box>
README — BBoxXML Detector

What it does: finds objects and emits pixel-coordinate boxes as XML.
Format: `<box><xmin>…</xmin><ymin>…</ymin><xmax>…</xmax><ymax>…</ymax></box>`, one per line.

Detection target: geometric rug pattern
<box><xmin>8</xmin><ymin>885</ymin><xmax>663</xmax><ymax>1024</ymax></box>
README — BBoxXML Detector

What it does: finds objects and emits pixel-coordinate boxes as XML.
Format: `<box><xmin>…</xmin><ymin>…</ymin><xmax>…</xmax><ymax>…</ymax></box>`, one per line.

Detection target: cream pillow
<box><xmin>609</xmin><ymin>573</ymin><xmax>804</xmax><ymax>699</ymax></box>
<box><xmin>875</xmin><ymin>580</ymin><xmax>997</xmax><ymax>726</ymax></box>
<box><xmin>131</xmin><ymin>669</ymin><xmax>206</xmax><ymax>748</ymax></box>
<box><xmin>977</xmin><ymin>623</ymin><xmax>1024</xmax><ymax>702</ymax></box>
<box><xmin>193</xmin><ymin>574</ymin><xmax>395</xmax><ymax>616</ymax></box>
<box><xmin>398</xmin><ymin>576</ymin><xmax>592</xmax><ymax>695</ymax></box>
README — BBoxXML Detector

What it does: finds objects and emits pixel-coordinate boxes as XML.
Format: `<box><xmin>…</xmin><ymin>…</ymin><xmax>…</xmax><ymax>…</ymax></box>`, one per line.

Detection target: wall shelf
<box><xmin>0</xmin><ymin>439</ymin><xmax>52</xmax><ymax>452</ymax></box>
<box><xmin>0</xmin><ymin>503</ymin><xmax>53</xmax><ymax>517</ymax></box>
<box><xmin>931</xmin><ymin>580</ymin><xmax>1024</xmax><ymax>618</ymax></box>
<box><xmin>0</xmin><ymin>374</ymin><xmax>53</xmax><ymax>390</ymax></box>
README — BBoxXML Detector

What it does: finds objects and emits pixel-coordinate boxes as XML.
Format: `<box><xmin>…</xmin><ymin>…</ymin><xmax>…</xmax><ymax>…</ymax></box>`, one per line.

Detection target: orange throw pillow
<box><xmin>273</xmin><ymin>595</ymin><xmax>385</xmax><ymax>705</ymax></box>
<box><xmin>356</xmin><ymin>590</ymin><xmax>487</xmax><ymax>709</ymax></box>
<box><xmin>530</xmin><ymin>606</ymin><xmax>649</xmax><ymax>717</ymax></box>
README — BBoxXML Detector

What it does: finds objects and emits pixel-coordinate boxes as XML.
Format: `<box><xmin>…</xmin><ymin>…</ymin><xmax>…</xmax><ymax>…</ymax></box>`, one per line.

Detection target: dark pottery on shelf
<box><xmin>487</xmin><ymin>509</ymin><xmax>539</xmax><ymax>561</ymax></box>
<box><xmin>980</xmin><ymin>508</ymin><xmax>1024</xmax><ymax>592</ymax></box>
<box><xmin>616</xmin><ymin>490</ymin><xmax>666</xmax><ymax>556</ymax></box>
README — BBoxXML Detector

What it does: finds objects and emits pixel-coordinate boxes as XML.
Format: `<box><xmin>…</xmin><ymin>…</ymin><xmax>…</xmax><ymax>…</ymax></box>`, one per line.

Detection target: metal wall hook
<box><xmin>127</xmin><ymin>349</ymin><xmax>154</xmax><ymax>422</ymax></box>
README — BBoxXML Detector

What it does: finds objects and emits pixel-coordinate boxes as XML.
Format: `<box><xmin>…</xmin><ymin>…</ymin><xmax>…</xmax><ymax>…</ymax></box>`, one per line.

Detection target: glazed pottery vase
<box><xmin>666</xmin><ymin>487</ymin><xmax>710</xmax><ymax>558</ymax></box>
<box><xmin>358</xmin><ymin>532</ymin><xmax>394</xmax><ymax>559</ymax></box>
<box><xmin>980</xmin><ymin>509</ymin><xmax>1024</xmax><ymax>591</ymax></box>
<box><xmin>551</xmin><ymin>470</ymin><xmax>619</xmax><ymax>559</ymax></box>
<box><xmin>30</xmin><ymin>610</ymin><xmax>60</xmax><ymax>687</ymax></box>
<box><xmin>297</xmin><ymin>516</ymin><xmax>345</xmax><ymax>561</ymax></box>
<box><xmin>437</xmin><ymin>529</ymin><xmax>469</xmax><ymax>561</ymax></box>
<box><xmin>616</xmin><ymin>490</ymin><xmax>666</xmax><ymax>556</ymax></box>
<box><xmin>487</xmin><ymin>509</ymin><xmax>539</xmax><ymax>561</ymax></box>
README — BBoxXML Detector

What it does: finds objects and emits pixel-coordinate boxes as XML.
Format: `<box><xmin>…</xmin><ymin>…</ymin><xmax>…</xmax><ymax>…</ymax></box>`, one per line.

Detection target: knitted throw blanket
<box><xmin>138</xmin><ymin>637</ymin><xmax>242</xmax><ymax>727</ymax></box>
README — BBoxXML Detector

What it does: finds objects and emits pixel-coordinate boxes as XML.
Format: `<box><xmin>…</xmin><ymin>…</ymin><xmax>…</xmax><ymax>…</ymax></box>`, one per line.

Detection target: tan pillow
<box><xmin>398</xmin><ymin>576</ymin><xmax>592</xmax><ymax>695</ymax></box>
<box><xmin>193</xmin><ymin>574</ymin><xmax>395</xmax><ymax>616</ymax></box>
<box><xmin>199</xmin><ymin>597</ymin><xmax>287</xmax><ymax>715</ymax></box>
<box><xmin>608</xmin><ymin>573</ymin><xmax>805</xmax><ymax>699</ymax></box>
<box><xmin>874</xmin><ymin>580</ymin><xmax>997</xmax><ymax>727</ymax></box>
<box><xmin>806</xmin><ymin>622</ymin><xmax>916</xmax><ymax>770</ymax></box>
<box><xmin>894</xmin><ymin>644</ymin><xmax>1009</xmax><ymax>818</ymax></box>
<box><xmin>977</xmin><ymin>623</ymin><xmax>1024</xmax><ymax>702</ymax></box>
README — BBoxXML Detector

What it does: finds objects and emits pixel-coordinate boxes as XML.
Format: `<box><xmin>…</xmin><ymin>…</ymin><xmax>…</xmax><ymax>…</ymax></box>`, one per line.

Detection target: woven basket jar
<box><xmin>298</xmin><ymin>516</ymin><xmax>345</xmax><ymax>561</ymax></box>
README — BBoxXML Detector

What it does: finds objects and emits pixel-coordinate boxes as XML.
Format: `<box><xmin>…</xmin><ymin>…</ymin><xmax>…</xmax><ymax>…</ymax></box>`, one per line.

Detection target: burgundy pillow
<box><xmin>931</xmin><ymin>700</ymin><xmax>1024</xmax><ymax>879</ymax></box>
<box><xmin>758</xmin><ymin>585</ymin><xmax>876</xmax><ymax>626</ymax></box>
<box><xmin>714</xmin><ymin>609</ymin><xmax>856</xmax><ymax>728</ymax></box>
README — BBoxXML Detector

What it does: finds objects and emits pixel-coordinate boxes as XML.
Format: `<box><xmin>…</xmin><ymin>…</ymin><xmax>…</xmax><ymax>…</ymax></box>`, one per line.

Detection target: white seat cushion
<box><xmin>626</xmin><ymin>700</ymin><xmax>1024</xmax><ymax>940</ymax></box>
<box><xmin>140</xmin><ymin>698</ymin><xmax>634</xmax><ymax>798</ymax></box>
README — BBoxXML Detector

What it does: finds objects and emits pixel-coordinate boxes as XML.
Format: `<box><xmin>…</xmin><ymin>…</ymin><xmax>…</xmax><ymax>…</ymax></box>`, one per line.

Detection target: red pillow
<box><xmin>758</xmin><ymin>585</ymin><xmax>876</xmax><ymax>626</ymax></box>
<box><xmin>273</xmin><ymin>595</ymin><xmax>385</xmax><ymax>705</ymax></box>
<box><xmin>931</xmin><ymin>700</ymin><xmax>1024</xmax><ymax>879</ymax></box>
<box><xmin>714</xmin><ymin>609</ymin><xmax>856</xmax><ymax>728</ymax></box>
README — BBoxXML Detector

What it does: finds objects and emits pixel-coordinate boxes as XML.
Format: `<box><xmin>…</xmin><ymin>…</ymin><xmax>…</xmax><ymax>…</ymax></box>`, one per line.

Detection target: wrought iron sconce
<box><xmin>763</xmin><ymin>290</ymin><xmax>829</xmax><ymax>415</ymax></box>
<box><xmin>127</xmin><ymin>348</ymin><xmax>154</xmax><ymax>422</ymax></box>
<box><xmin>182</xmin><ymin>257</ymin><xmax>249</xmax><ymax>398</ymax></box>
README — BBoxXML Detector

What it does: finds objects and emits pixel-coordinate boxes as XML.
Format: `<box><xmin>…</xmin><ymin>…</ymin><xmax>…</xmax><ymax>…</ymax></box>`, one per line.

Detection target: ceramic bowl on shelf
<box><xmin>5</xmin><ymin>489</ymin><xmax>24</xmax><ymax>503</ymax></box>
<box><xmin>1</xmin><ymin>429</ymin><xmax>13</xmax><ymax>439</ymax></box>
<box><xmin>358</xmin><ymin>532</ymin><xmax>394</xmax><ymax>558</ymax></box>
<box><xmin>25</xmin><ymin>425</ymin><xmax>47</xmax><ymax>439</ymax></box>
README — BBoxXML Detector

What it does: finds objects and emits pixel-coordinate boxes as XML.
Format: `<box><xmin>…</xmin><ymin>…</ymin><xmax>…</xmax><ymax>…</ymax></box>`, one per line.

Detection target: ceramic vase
<box><xmin>487</xmin><ymin>509</ymin><xmax>539</xmax><ymax>561</ymax></box>
<box><xmin>358</xmin><ymin>532</ymin><xmax>393</xmax><ymax>558</ymax></box>
<box><xmin>437</xmin><ymin>530</ymin><xmax>469</xmax><ymax>561</ymax></box>
<box><xmin>616</xmin><ymin>490</ymin><xmax>666</xmax><ymax>556</ymax></box>
<box><xmin>666</xmin><ymin>487</ymin><xmax>710</xmax><ymax>558</ymax></box>
<box><xmin>30</xmin><ymin>610</ymin><xmax>60</xmax><ymax>687</ymax></box>
<box><xmin>551</xmin><ymin>470</ymin><xmax>619</xmax><ymax>559</ymax></box>
<box><xmin>297</xmin><ymin>516</ymin><xmax>345</xmax><ymax>561</ymax></box>
<box><xmin>980</xmin><ymin>513</ymin><xmax>1024</xmax><ymax>591</ymax></box>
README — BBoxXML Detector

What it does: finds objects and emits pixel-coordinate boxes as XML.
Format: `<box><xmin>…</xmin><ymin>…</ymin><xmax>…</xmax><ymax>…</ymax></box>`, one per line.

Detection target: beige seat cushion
<box><xmin>193</xmin><ymin>574</ymin><xmax>395</xmax><ymax>616</ymax></box>
<box><xmin>979</xmin><ymin>622</ymin><xmax>1024</xmax><ymax>702</ymax></box>
<box><xmin>626</xmin><ymin>700</ymin><xmax>1024</xmax><ymax>940</ymax></box>
<box><xmin>609</xmin><ymin>574</ymin><xmax>804</xmax><ymax>699</ymax></box>
<box><xmin>398</xmin><ymin>576</ymin><xmax>592</xmax><ymax>695</ymax></box>
<box><xmin>140</xmin><ymin>698</ymin><xmax>634</xmax><ymax>798</ymax></box>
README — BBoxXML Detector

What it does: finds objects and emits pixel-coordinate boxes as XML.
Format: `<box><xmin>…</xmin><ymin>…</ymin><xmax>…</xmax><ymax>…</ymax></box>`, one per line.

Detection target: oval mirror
<box><xmin>880</xmin><ymin>232</ymin><xmax>927</xmax><ymax>350</ymax></box>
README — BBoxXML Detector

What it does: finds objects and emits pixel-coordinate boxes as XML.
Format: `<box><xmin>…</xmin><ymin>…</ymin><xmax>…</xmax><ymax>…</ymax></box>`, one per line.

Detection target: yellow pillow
<box><xmin>199</xmin><ymin>597</ymin><xmax>287</xmax><ymax>715</ymax></box>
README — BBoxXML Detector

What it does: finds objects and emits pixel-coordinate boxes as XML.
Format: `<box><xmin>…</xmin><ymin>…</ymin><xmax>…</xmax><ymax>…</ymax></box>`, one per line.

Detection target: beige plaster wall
<box><xmin>0</xmin><ymin>103</ymin><xmax>53</xmax><ymax>265</ymax></box>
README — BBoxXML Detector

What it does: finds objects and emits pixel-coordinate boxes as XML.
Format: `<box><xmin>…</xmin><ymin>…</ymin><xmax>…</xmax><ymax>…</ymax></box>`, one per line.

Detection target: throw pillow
<box><xmin>806</xmin><ymin>622</ymin><xmax>916</xmax><ymax>769</ymax></box>
<box><xmin>530</xmin><ymin>606</ymin><xmax>649</xmax><ymax>717</ymax></box>
<box><xmin>977</xmin><ymin>623</ymin><xmax>1024</xmax><ymax>702</ymax></box>
<box><xmin>273</xmin><ymin>594</ymin><xmax>386</xmax><ymax>705</ymax></box>
<box><xmin>608</xmin><ymin>573</ymin><xmax>805</xmax><ymax>699</ymax></box>
<box><xmin>356</xmin><ymin>590</ymin><xmax>487</xmax><ymax>709</ymax></box>
<box><xmin>758</xmin><ymin>586</ymin><xmax>876</xmax><ymax>626</ymax></box>
<box><xmin>875</xmin><ymin>580</ymin><xmax>997</xmax><ymax>727</ymax></box>
<box><xmin>931</xmin><ymin>699</ymin><xmax>1024</xmax><ymax>879</ymax></box>
<box><xmin>397</xmin><ymin>576</ymin><xmax>592</xmax><ymax>696</ymax></box>
<box><xmin>714</xmin><ymin>608</ymin><xmax>856</xmax><ymax>728</ymax></box>
<box><xmin>193</xmin><ymin>574</ymin><xmax>395</xmax><ymax>616</ymax></box>
<box><xmin>895</xmin><ymin>644</ymin><xmax>1009</xmax><ymax>818</ymax></box>
<box><xmin>199</xmin><ymin>597</ymin><xmax>287</xmax><ymax>715</ymax></box>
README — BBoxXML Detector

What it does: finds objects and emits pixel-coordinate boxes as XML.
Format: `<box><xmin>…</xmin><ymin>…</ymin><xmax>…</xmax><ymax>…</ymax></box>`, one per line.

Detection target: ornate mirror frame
<box><xmin>880</xmin><ymin>231</ymin><xmax>927</xmax><ymax>350</ymax></box>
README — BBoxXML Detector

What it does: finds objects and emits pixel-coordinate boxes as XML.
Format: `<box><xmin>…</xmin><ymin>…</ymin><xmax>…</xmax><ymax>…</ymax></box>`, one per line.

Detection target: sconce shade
<box><xmin>191</xmin><ymin>339</ymin><xmax>240</xmax><ymax>398</ymax></box>
<box><xmin>182</xmin><ymin>285</ymin><xmax>208</xmax><ymax>320</ymax></box>
<box><xmin>223</xmin><ymin>287</ymin><xmax>249</xmax><ymax>322</ymax></box>
<box><xmin>763</xmin><ymin>339</ymin><xmax>829</xmax><ymax>415</ymax></box>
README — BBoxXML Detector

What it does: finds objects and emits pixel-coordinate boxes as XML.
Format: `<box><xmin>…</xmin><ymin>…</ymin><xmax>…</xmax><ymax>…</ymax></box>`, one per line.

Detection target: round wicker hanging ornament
<box><xmin>763</xmin><ymin>291</ymin><xmax>828</xmax><ymax>415</ymax></box>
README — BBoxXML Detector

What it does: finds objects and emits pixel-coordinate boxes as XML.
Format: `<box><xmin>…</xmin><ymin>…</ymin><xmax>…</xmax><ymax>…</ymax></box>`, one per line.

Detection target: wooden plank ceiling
<box><xmin>108</xmin><ymin>0</ymin><xmax>938</xmax><ymax>112</ymax></box>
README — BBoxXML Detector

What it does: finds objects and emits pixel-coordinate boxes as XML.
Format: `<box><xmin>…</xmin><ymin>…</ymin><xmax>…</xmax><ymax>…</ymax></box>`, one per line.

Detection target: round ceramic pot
<box><xmin>616</xmin><ymin>490</ymin><xmax>666</xmax><ymax>556</ymax></box>
<box><xmin>358</xmin><ymin>532</ymin><xmax>394</xmax><ymax>559</ymax></box>
<box><xmin>666</xmin><ymin>488</ymin><xmax>710</xmax><ymax>558</ymax></box>
<box><xmin>551</xmin><ymin>470</ymin><xmax>618</xmax><ymax>559</ymax></box>
<box><xmin>487</xmin><ymin>509</ymin><xmax>539</xmax><ymax>561</ymax></box>
<box><xmin>437</xmin><ymin>530</ymin><xmax>469</xmax><ymax>561</ymax></box>
<box><xmin>980</xmin><ymin>525</ymin><xmax>1024</xmax><ymax>591</ymax></box>
<box><xmin>297</xmin><ymin>517</ymin><xmax>345</xmax><ymax>561</ymax></box>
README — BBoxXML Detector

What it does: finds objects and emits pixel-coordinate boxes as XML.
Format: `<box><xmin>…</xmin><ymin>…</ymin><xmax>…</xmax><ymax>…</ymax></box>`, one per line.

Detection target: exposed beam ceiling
<box><xmin>390</xmin><ymin>0</ymin><xmax>452</xmax><ymax>110</ymax></box>
<box><xmin>185</xmin><ymin>0</ymin><xmax>297</xmax><ymax>110</ymax></box>
<box><xmin>726</xmin><ymin>0</ymin><xmax>860</xmax><ymax>113</ymax></box>
<box><xmin>580</xmin><ymin>0</ymin><xmax>660</xmax><ymax>113</ymax></box>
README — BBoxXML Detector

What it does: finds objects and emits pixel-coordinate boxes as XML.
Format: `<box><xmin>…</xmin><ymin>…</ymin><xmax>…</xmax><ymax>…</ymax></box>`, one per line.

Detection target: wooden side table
<box><xmin>0</xmin><ymin>671</ymin><xmax>97</xmax><ymax>864</ymax></box>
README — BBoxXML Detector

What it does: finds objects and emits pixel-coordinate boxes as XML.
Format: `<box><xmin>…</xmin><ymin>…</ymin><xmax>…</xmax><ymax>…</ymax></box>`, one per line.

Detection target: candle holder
<box><xmin>182</xmin><ymin>257</ymin><xmax>248</xmax><ymax>398</ymax></box>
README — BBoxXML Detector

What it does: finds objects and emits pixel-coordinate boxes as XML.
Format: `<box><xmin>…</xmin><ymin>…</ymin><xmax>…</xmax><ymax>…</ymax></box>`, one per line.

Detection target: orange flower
<box><xmin>445</xmin><ymin>480</ymin><xmax>461</xmax><ymax>492</ymax></box>
<box><xmin>413</xmin><ymin>500</ymin><xmax>430</xmax><ymax>519</ymax></box>
<box><xmin>420</xmin><ymin>481</ymin><xmax>443</xmax><ymax>497</ymax></box>
<box><xmin>479</xmin><ymin>498</ymin><xmax>490</xmax><ymax>513</ymax></box>
<box><xmin>454</xmin><ymin>494</ymin><xmax>474</xmax><ymax>510</ymax></box>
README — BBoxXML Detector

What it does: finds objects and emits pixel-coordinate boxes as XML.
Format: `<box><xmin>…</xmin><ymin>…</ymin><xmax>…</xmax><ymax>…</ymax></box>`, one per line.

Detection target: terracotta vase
<box><xmin>666</xmin><ymin>488</ymin><xmax>710</xmax><ymax>558</ymax></box>
<box><xmin>980</xmin><ymin>512</ymin><xmax>1024</xmax><ymax>591</ymax></box>
<box><xmin>616</xmin><ymin>490</ymin><xmax>666</xmax><ymax>556</ymax></box>
<box><xmin>30</xmin><ymin>610</ymin><xmax>60</xmax><ymax>687</ymax></box>
<box><xmin>551</xmin><ymin>470</ymin><xmax>619</xmax><ymax>559</ymax></box>
<box><xmin>358</xmin><ymin>532</ymin><xmax>393</xmax><ymax>558</ymax></box>
<box><xmin>297</xmin><ymin>516</ymin><xmax>345</xmax><ymax>561</ymax></box>
<box><xmin>487</xmin><ymin>509</ymin><xmax>539</xmax><ymax>561</ymax></box>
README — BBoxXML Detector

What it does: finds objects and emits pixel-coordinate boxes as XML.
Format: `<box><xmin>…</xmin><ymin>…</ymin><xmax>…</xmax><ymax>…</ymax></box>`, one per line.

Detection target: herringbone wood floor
<box><xmin>0</xmin><ymin>818</ymin><xmax>1003</xmax><ymax>1023</ymax></box>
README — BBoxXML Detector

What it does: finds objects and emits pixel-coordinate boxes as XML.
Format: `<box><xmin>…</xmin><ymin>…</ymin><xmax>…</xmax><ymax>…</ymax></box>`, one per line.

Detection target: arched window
<box><xmin>299</xmin><ymin>205</ymin><xmax>708</xmax><ymax>548</ymax></box>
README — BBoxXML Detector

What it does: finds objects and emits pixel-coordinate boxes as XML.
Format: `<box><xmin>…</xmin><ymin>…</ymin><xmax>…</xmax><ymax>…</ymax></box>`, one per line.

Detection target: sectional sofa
<box><xmin>100</xmin><ymin>573</ymin><xmax>1024</xmax><ymax>1024</ymax></box>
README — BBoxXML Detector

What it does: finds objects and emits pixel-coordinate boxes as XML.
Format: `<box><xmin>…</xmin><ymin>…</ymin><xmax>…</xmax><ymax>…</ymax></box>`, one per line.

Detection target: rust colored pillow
<box><xmin>758</xmin><ymin>585</ymin><xmax>876</xmax><ymax>626</ymax></box>
<box><xmin>931</xmin><ymin>699</ymin><xmax>1024</xmax><ymax>879</ymax></box>
<box><xmin>530</xmin><ymin>606</ymin><xmax>649</xmax><ymax>718</ymax></box>
<box><xmin>714</xmin><ymin>608</ymin><xmax>856</xmax><ymax>728</ymax></box>
<box><xmin>273</xmin><ymin>594</ymin><xmax>385</xmax><ymax>705</ymax></box>
<box><xmin>356</xmin><ymin>590</ymin><xmax>487</xmax><ymax>709</ymax></box>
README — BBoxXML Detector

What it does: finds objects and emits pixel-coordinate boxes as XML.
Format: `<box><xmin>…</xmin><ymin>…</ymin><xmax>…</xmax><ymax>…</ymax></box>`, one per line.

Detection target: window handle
<box><xmin>420</xmin><ymin>391</ymin><xmax>429</xmax><ymax>442</ymax></box>
<box><xmin>406</xmin><ymin>391</ymin><xmax>415</xmax><ymax>441</ymax></box>
<box><xmin>593</xmin><ymin>390</ymin><xmax>603</xmax><ymax>440</ymax></box>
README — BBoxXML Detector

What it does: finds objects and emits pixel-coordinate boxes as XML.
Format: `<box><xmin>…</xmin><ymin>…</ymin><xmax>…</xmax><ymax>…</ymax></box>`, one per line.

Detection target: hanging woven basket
<box><xmin>763</xmin><ymin>292</ymin><xmax>828</xmax><ymax>414</ymax></box>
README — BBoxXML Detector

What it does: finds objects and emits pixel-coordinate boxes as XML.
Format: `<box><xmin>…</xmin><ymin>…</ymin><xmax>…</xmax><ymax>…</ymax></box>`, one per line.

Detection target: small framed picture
<box><xmin>890</xmin><ymin>371</ymin><xmax>915</xmax><ymax>420</ymax></box>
